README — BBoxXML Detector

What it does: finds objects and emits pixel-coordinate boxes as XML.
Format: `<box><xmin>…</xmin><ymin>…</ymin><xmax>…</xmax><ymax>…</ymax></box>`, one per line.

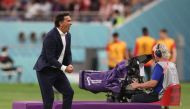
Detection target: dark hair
<box><xmin>30</xmin><ymin>32</ymin><xmax>37</xmax><ymax>43</ymax></box>
<box><xmin>112</xmin><ymin>32</ymin><xmax>119</xmax><ymax>37</ymax></box>
<box><xmin>54</xmin><ymin>12</ymin><xmax>70</xmax><ymax>27</ymax></box>
<box><xmin>142</xmin><ymin>27</ymin><xmax>149</xmax><ymax>35</ymax></box>
<box><xmin>114</xmin><ymin>10</ymin><xmax>120</xmax><ymax>15</ymax></box>
<box><xmin>160</xmin><ymin>28</ymin><xmax>168</xmax><ymax>33</ymax></box>
<box><xmin>2</xmin><ymin>46</ymin><xmax>8</xmax><ymax>52</ymax></box>
<box><xmin>18</xmin><ymin>32</ymin><xmax>25</xmax><ymax>43</ymax></box>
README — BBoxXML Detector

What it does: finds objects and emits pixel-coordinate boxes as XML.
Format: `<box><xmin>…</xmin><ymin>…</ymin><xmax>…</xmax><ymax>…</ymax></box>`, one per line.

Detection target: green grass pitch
<box><xmin>0</xmin><ymin>83</ymin><xmax>189</xmax><ymax>109</ymax></box>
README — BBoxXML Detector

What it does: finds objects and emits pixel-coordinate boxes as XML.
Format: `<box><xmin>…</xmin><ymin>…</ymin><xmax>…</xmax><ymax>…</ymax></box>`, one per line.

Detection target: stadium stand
<box><xmin>0</xmin><ymin>0</ymin><xmax>154</xmax><ymax>22</ymax></box>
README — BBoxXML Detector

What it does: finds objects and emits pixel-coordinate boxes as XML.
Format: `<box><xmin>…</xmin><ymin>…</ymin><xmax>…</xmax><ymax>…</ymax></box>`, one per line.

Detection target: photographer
<box><xmin>0</xmin><ymin>46</ymin><xmax>22</xmax><ymax>83</ymax></box>
<box><xmin>130</xmin><ymin>44</ymin><xmax>179</xmax><ymax>103</ymax></box>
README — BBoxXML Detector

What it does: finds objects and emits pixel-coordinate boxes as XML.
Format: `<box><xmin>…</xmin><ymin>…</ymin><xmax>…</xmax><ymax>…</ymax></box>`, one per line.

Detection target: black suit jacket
<box><xmin>34</xmin><ymin>27</ymin><xmax>72</xmax><ymax>72</ymax></box>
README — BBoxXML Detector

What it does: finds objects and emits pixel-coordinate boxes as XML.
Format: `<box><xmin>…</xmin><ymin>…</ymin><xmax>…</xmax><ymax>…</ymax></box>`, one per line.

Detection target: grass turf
<box><xmin>0</xmin><ymin>83</ymin><xmax>189</xmax><ymax>109</ymax></box>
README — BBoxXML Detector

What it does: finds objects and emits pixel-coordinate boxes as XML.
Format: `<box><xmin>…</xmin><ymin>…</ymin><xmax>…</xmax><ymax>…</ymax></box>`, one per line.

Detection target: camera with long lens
<box><xmin>106</xmin><ymin>54</ymin><xmax>152</xmax><ymax>102</ymax></box>
<box><xmin>79</xmin><ymin>54</ymin><xmax>153</xmax><ymax>103</ymax></box>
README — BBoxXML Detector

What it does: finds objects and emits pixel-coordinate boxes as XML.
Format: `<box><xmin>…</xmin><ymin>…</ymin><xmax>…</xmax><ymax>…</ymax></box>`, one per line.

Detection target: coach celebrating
<box><xmin>34</xmin><ymin>13</ymin><xmax>74</xmax><ymax>109</ymax></box>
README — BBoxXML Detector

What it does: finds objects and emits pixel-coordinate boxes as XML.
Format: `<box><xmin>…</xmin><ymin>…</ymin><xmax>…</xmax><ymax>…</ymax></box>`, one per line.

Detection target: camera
<box><xmin>79</xmin><ymin>54</ymin><xmax>153</xmax><ymax>102</ymax></box>
<box><xmin>106</xmin><ymin>54</ymin><xmax>152</xmax><ymax>102</ymax></box>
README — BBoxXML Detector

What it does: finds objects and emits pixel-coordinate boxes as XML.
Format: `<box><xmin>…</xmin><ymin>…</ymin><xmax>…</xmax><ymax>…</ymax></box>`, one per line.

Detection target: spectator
<box><xmin>52</xmin><ymin>0</ymin><xmax>78</xmax><ymax>12</ymax></box>
<box><xmin>134</xmin><ymin>27</ymin><xmax>156</xmax><ymax>80</ymax></box>
<box><xmin>0</xmin><ymin>0</ymin><xmax>154</xmax><ymax>21</ymax></box>
<box><xmin>30</xmin><ymin>32</ymin><xmax>37</xmax><ymax>43</ymax></box>
<box><xmin>111</xmin><ymin>0</ymin><xmax>124</xmax><ymax>14</ymax></box>
<box><xmin>106</xmin><ymin>32</ymin><xmax>128</xmax><ymax>70</ymax></box>
<box><xmin>1</xmin><ymin>0</ymin><xmax>16</xmax><ymax>11</ymax></box>
<box><xmin>123</xmin><ymin>1</ymin><xmax>132</xmax><ymax>17</ymax></box>
<box><xmin>157</xmin><ymin>29</ymin><xmax>177</xmax><ymax>62</ymax></box>
<box><xmin>51</xmin><ymin>0</ymin><xmax>63</xmax><ymax>12</ymax></box>
<box><xmin>18</xmin><ymin>32</ymin><xmax>26</xmax><ymax>43</ymax></box>
<box><xmin>0</xmin><ymin>0</ymin><xmax>4</xmax><ymax>11</ymax></box>
<box><xmin>89</xmin><ymin>0</ymin><xmax>100</xmax><ymax>11</ymax></box>
<box><xmin>68</xmin><ymin>0</ymin><xmax>80</xmax><ymax>11</ymax></box>
<box><xmin>25</xmin><ymin>0</ymin><xmax>41</xmax><ymax>20</ymax></box>
<box><xmin>99</xmin><ymin>0</ymin><xmax>112</xmax><ymax>21</ymax></box>
<box><xmin>38</xmin><ymin>0</ymin><xmax>52</xmax><ymax>20</ymax></box>
<box><xmin>25</xmin><ymin>0</ymin><xmax>51</xmax><ymax>20</ymax></box>
<box><xmin>111</xmin><ymin>10</ymin><xmax>125</xmax><ymax>26</ymax></box>
<box><xmin>0</xmin><ymin>46</ymin><xmax>23</xmax><ymax>83</ymax></box>
<box><xmin>79</xmin><ymin>0</ymin><xmax>91</xmax><ymax>11</ymax></box>
<box><xmin>15</xmin><ymin>0</ymin><xmax>28</xmax><ymax>12</ymax></box>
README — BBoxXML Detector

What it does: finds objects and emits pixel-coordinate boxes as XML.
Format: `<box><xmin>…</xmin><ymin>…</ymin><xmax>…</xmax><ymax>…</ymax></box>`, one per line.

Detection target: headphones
<box><xmin>155</xmin><ymin>44</ymin><xmax>162</xmax><ymax>58</ymax></box>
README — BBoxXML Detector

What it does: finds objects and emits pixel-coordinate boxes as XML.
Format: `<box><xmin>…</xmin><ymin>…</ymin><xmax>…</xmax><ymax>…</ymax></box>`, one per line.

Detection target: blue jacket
<box><xmin>34</xmin><ymin>27</ymin><xmax>72</xmax><ymax>72</ymax></box>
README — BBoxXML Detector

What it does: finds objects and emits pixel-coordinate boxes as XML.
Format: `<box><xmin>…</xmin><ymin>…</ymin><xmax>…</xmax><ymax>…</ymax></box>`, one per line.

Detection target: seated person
<box><xmin>130</xmin><ymin>44</ymin><xmax>179</xmax><ymax>103</ymax></box>
<box><xmin>0</xmin><ymin>46</ymin><xmax>22</xmax><ymax>83</ymax></box>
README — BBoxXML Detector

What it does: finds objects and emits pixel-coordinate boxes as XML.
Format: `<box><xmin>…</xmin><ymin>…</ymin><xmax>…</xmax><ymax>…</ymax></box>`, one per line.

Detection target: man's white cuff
<box><xmin>61</xmin><ymin>65</ymin><xmax>67</xmax><ymax>72</ymax></box>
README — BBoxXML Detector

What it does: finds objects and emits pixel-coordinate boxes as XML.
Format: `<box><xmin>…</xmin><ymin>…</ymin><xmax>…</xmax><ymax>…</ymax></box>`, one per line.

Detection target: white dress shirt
<box><xmin>57</xmin><ymin>28</ymin><xmax>67</xmax><ymax>72</ymax></box>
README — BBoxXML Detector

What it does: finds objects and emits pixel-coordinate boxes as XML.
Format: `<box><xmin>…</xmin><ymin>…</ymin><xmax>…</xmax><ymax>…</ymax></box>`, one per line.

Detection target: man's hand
<box><xmin>130</xmin><ymin>80</ymin><xmax>140</xmax><ymax>90</ymax></box>
<box><xmin>65</xmin><ymin>64</ymin><xmax>74</xmax><ymax>73</ymax></box>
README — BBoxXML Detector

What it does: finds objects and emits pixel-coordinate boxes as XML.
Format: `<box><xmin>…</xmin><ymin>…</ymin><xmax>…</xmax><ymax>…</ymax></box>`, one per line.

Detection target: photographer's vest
<box><xmin>158</xmin><ymin>62</ymin><xmax>179</xmax><ymax>99</ymax></box>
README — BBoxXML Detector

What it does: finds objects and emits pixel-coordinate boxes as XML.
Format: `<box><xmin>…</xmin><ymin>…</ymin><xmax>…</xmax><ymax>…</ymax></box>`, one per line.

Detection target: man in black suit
<box><xmin>34</xmin><ymin>13</ymin><xmax>74</xmax><ymax>109</ymax></box>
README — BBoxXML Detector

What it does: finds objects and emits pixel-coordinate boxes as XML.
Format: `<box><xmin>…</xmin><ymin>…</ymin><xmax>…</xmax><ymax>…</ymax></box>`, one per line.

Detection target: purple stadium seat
<box><xmin>13</xmin><ymin>101</ymin><xmax>161</xmax><ymax>109</ymax></box>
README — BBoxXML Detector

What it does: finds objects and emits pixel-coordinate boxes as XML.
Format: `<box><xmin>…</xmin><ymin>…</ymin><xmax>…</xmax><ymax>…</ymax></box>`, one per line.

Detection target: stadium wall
<box><xmin>0</xmin><ymin>21</ymin><xmax>110</xmax><ymax>83</ymax></box>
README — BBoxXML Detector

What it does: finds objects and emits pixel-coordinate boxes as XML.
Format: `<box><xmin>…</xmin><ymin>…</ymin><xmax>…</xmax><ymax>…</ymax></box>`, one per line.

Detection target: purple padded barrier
<box><xmin>54</xmin><ymin>101</ymin><xmax>161</xmax><ymax>109</ymax></box>
<box><xmin>12</xmin><ymin>101</ymin><xmax>43</xmax><ymax>109</ymax></box>
<box><xmin>13</xmin><ymin>101</ymin><xmax>161</xmax><ymax>109</ymax></box>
